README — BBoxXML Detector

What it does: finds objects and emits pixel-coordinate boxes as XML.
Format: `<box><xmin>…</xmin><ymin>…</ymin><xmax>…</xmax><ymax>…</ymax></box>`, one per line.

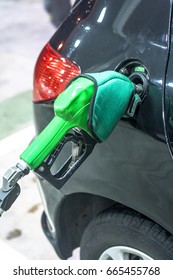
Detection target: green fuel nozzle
<box><xmin>21</xmin><ymin>77</ymin><xmax>95</xmax><ymax>170</ymax></box>
<box><xmin>0</xmin><ymin>70</ymin><xmax>147</xmax><ymax>215</ymax></box>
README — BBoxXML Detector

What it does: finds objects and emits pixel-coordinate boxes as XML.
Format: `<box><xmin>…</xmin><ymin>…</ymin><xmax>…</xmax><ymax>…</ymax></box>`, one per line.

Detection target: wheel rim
<box><xmin>99</xmin><ymin>246</ymin><xmax>153</xmax><ymax>260</ymax></box>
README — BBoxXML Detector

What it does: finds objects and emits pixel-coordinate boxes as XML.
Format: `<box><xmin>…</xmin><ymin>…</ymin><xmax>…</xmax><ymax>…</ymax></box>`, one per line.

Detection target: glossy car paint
<box><xmin>165</xmin><ymin>28</ymin><xmax>173</xmax><ymax>157</ymax></box>
<box><xmin>33</xmin><ymin>0</ymin><xmax>173</xmax><ymax>258</ymax></box>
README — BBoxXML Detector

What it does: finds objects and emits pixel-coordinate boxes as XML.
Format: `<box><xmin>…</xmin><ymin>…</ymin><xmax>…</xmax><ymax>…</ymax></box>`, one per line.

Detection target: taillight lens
<box><xmin>33</xmin><ymin>43</ymin><xmax>81</xmax><ymax>102</ymax></box>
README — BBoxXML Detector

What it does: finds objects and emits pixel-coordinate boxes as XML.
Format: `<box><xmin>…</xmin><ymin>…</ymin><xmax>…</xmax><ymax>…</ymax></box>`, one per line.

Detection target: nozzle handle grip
<box><xmin>20</xmin><ymin>116</ymin><xmax>72</xmax><ymax>170</ymax></box>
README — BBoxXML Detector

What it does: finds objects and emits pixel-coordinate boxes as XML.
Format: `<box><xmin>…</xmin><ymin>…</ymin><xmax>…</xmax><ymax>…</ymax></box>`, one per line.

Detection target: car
<box><xmin>32</xmin><ymin>0</ymin><xmax>173</xmax><ymax>260</ymax></box>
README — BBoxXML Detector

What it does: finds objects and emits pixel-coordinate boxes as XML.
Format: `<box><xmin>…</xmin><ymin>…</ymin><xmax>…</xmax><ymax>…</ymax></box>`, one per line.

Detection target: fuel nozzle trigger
<box><xmin>34</xmin><ymin>130</ymin><xmax>96</xmax><ymax>190</ymax></box>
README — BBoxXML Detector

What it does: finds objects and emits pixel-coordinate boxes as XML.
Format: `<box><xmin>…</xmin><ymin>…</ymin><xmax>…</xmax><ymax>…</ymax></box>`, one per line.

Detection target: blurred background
<box><xmin>0</xmin><ymin>0</ymin><xmax>76</xmax><ymax>260</ymax></box>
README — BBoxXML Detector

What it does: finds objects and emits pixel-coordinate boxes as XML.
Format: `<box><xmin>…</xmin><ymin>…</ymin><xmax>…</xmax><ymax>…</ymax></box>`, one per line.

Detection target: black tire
<box><xmin>80</xmin><ymin>207</ymin><xmax>173</xmax><ymax>260</ymax></box>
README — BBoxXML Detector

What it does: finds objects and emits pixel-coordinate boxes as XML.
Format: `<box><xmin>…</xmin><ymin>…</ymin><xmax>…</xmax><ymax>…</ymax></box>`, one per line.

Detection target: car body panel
<box><xmin>165</xmin><ymin>30</ymin><xmax>173</xmax><ymax>158</ymax></box>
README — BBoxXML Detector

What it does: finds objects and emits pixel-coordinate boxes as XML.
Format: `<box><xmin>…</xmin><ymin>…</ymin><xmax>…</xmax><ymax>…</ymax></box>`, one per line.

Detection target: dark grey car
<box><xmin>32</xmin><ymin>0</ymin><xmax>173</xmax><ymax>260</ymax></box>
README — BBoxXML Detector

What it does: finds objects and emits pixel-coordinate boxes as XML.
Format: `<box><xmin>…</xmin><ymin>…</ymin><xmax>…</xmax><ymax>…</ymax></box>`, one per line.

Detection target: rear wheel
<box><xmin>80</xmin><ymin>207</ymin><xmax>173</xmax><ymax>260</ymax></box>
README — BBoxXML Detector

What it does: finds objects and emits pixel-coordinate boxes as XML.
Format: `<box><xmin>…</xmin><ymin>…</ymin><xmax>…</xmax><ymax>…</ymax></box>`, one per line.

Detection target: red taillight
<box><xmin>33</xmin><ymin>43</ymin><xmax>81</xmax><ymax>102</ymax></box>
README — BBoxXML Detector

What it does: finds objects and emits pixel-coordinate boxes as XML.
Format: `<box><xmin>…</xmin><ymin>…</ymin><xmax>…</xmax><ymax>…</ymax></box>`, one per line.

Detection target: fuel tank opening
<box><xmin>115</xmin><ymin>59</ymin><xmax>149</xmax><ymax>115</ymax></box>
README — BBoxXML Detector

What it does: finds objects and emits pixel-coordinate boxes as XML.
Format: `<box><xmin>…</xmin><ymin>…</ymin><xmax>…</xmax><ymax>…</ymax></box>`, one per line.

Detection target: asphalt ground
<box><xmin>0</xmin><ymin>0</ymin><xmax>60</xmax><ymax>260</ymax></box>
